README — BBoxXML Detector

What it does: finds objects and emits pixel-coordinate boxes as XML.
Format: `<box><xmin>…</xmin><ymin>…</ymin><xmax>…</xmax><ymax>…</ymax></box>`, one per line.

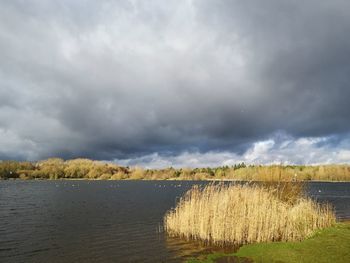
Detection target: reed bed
<box><xmin>164</xmin><ymin>183</ymin><xmax>335</xmax><ymax>246</ymax></box>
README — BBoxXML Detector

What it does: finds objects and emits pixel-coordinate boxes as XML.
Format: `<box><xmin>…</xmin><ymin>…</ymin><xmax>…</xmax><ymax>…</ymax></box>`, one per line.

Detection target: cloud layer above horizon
<box><xmin>1</xmin><ymin>0</ymin><xmax>350</xmax><ymax>166</ymax></box>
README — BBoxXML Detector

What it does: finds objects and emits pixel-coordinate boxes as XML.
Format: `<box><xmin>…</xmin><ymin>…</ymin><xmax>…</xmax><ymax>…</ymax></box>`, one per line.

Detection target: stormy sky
<box><xmin>0</xmin><ymin>0</ymin><xmax>350</xmax><ymax>167</ymax></box>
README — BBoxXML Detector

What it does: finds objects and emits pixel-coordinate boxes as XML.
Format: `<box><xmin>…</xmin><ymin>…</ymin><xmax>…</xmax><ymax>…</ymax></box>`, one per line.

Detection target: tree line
<box><xmin>0</xmin><ymin>158</ymin><xmax>349</xmax><ymax>181</ymax></box>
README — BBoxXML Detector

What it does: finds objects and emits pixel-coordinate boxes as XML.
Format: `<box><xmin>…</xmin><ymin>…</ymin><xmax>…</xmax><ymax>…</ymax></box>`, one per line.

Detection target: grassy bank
<box><xmin>1</xmin><ymin>158</ymin><xmax>350</xmax><ymax>181</ymax></box>
<box><xmin>164</xmin><ymin>183</ymin><xmax>335</xmax><ymax>245</ymax></box>
<box><xmin>188</xmin><ymin>222</ymin><xmax>350</xmax><ymax>263</ymax></box>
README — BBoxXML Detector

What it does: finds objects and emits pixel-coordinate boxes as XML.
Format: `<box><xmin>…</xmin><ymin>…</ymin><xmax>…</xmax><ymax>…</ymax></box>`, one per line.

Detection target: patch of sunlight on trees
<box><xmin>1</xmin><ymin>158</ymin><xmax>350</xmax><ymax>181</ymax></box>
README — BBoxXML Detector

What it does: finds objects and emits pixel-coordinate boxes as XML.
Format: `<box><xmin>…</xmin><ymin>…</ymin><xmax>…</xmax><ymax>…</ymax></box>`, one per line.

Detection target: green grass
<box><xmin>187</xmin><ymin>223</ymin><xmax>350</xmax><ymax>263</ymax></box>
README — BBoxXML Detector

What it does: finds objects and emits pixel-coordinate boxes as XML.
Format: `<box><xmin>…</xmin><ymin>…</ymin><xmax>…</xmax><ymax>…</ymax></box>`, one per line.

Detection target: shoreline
<box><xmin>2</xmin><ymin>178</ymin><xmax>350</xmax><ymax>183</ymax></box>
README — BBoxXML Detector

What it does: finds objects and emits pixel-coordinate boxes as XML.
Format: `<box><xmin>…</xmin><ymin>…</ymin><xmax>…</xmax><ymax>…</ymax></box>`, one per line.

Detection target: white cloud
<box><xmin>244</xmin><ymin>139</ymin><xmax>275</xmax><ymax>162</ymax></box>
<box><xmin>338</xmin><ymin>150</ymin><xmax>350</xmax><ymax>162</ymax></box>
<box><xmin>113</xmin><ymin>134</ymin><xmax>350</xmax><ymax>168</ymax></box>
<box><xmin>0</xmin><ymin>128</ymin><xmax>37</xmax><ymax>160</ymax></box>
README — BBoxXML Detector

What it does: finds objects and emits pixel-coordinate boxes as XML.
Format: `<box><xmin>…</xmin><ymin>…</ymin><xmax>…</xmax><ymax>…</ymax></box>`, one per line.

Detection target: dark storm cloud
<box><xmin>196</xmin><ymin>0</ymin><xmax>350</xmax><ymax>135</ymax></box>
<box><xmin>0</xmin><ymin>0</ymin><xmax>350</xmax><ymax>163</ymax></box>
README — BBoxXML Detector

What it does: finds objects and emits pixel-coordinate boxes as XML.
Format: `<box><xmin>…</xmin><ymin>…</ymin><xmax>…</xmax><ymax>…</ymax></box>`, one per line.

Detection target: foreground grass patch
<box><xmin>234</xmin><ymin>222</ymin><xmax>350</xmax><ymax>263</ymax></box>
<box><xmin>188</xmin><ymin>223</ymin><xmax>350</xmax><ymax>263</ymax></box>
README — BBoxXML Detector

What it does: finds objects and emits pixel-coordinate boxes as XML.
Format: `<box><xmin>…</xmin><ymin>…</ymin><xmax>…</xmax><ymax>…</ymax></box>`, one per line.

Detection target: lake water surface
<box><xmin>0</xmin><ymin>181</ymin><xmax>349</xmax><ymax>262</ymax></box>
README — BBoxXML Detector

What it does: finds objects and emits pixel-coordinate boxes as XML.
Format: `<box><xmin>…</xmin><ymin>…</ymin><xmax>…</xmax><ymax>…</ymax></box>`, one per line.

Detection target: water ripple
<box><xmin>0</xmin><ymin>180</ymin><xmax>349</xmax><ymax>262</ymax></box>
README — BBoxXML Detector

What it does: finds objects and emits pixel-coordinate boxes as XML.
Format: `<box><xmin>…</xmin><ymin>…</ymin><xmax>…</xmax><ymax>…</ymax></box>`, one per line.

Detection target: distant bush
<box><xmin>99</xmin><ymin>173</ymin><xmax>111</xmax><ymax>180</ymax></box>
<box><xmin>130</xmin><ymin>167</ymin><xmax>145</xmax><ymax>180</ymax></box>
<box><xmin>110</xmin><ymin>172</ymin><xmax>127</xmax><ymax>180</ymax></box>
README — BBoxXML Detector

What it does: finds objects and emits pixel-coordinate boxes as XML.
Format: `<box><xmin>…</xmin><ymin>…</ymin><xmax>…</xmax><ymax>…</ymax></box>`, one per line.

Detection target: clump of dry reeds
<box><xmin>164</xmin><ymin>183</ymin><xmax>335</xmax><ymax>246</ymax></box>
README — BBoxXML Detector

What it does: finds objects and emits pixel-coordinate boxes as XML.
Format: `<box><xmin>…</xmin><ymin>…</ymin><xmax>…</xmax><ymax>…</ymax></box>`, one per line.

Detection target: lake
<box><xmin>0</xmin><ymin>181</ymin><xmax>349</xmax><ymax>262</ymax></box>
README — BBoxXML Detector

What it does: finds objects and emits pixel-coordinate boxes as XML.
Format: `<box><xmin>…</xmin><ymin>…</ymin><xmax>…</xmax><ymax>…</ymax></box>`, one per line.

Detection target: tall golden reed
<box><xmin>164</xmin><ymin>183</ymin><xmax>335</xmax><ymax>245</ymax></box>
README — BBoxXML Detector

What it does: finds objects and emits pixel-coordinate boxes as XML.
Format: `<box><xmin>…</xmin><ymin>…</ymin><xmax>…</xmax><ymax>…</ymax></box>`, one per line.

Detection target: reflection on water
<box><xmin>165</xmin><ymin>235</ymin><xmax>239</xmax><ymax>261</ymax></box>
<box><xmin>215</xmin><ymin>256</ymin><xmax>253</xmax><ymax>263</ymax></box>
<box><xmin>166</xmin><ymin>235</ymin><xmax>212</xmax><ymax>260</ymax></box>
<box><xmin>0</xmin><ymin>180</ymin><xmax>349</xmax><ymax>262</ymax></box>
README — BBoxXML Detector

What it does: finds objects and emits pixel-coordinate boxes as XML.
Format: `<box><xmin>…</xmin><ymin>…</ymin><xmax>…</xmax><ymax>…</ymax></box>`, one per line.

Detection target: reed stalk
<box><xmin>164</xmin><ymin>183</ymin><xmax>335</xmax><ymax>245</ymax></box>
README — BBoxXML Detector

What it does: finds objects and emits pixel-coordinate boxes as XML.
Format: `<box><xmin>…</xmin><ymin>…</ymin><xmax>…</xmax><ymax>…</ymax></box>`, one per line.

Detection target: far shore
<box><xmin>1</xmin><ymin>158</ymin><xmax>350</xmax><ymax>182</ymax></box>
<box><xmin>2</xmin><ymin>177</ymin><xmax>350</xmax><ymax>183</ymax></box>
